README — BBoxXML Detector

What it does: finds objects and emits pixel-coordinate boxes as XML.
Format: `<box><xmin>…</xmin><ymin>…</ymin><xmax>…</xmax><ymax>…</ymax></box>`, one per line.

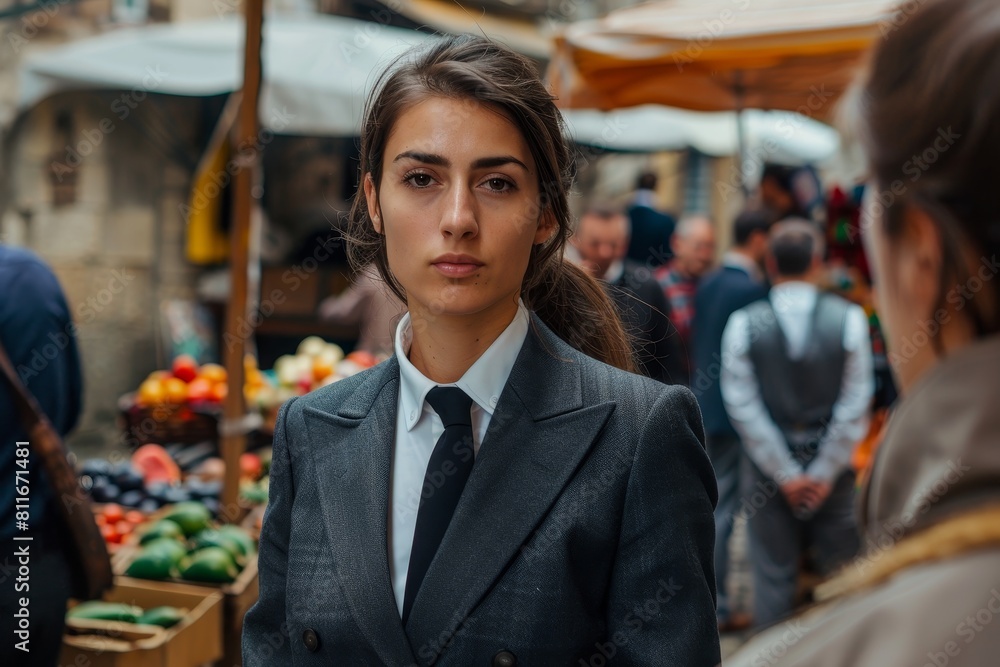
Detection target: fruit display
<box><xmin>67</xmin><ymin>602</ymin><xmax>187</xmax><ymax>629</ymax></box>
<box><xmin>251</xmin><ymin>337</ymin><xmax>379</xmax><ymax>414</ymax></box>
<box><xmin>136</xmin><ymin>356</ymin><xmax>232</xmax><ymax>408</ymax></box>
<box><xmin>125</xmin><ymin>505</ymin><xmax>257</xmax><ymax>586</ymax></box>
<box><xmin>81</xmin><ymin>447</ymin><xmax>223</xmax><ymax>518</ymax></box>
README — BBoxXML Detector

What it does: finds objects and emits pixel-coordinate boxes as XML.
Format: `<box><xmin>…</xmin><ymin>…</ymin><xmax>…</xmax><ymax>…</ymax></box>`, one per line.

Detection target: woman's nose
<box><xmin>440</xmin><ymin>185</ymin><xmax>479</xmax><ymax>239</ymax></box>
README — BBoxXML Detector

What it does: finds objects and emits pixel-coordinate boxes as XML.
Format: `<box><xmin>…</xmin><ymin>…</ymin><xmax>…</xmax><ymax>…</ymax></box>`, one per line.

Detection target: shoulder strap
<box><xmin>0</xmin><ymin>339</ymin><xmax>112</xmax><ymax>600</ymax></box>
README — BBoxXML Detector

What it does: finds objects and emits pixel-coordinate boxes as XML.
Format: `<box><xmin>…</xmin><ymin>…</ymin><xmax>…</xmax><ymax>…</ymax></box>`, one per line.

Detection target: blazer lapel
<box><xmin>302</xmin><ymin>358</ymin><xmax>416</xmax><ymax>667</ymax></box>
<box><xmin>404</xmin><ymin>317</ymin><xmax>616</xmax><ymax>663</ymax></box>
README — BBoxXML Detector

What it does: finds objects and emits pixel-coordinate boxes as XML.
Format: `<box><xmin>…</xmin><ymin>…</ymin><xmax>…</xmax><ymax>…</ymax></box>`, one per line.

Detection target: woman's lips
<box><xmin>433</xmin><ymin>262</ymin><xmax>483</xmax><ymax>277</ymax></box>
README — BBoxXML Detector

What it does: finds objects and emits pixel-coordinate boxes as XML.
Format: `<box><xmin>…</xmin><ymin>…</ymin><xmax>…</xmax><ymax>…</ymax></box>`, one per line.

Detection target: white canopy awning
<box><xmin>18</xmin><ymin>14</ymin><xmax>432</xmax><ymax>136</ymax></box>
<box><xmin>561</xmin><ymin>105</ymin><xmax>839</xmax><ymax>164</ymax></box>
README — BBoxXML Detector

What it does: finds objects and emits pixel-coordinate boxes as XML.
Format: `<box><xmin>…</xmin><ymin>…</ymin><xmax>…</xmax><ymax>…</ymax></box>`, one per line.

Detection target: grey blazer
<box><xmin>243</xmin><ymin>314</ymin><xmax>720</xmax><ymax>666</ymax></box>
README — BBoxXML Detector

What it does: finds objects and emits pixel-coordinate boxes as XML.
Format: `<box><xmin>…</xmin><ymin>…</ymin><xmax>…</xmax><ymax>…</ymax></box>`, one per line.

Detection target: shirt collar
<box><xmin>770</xmin><ymin>280</ymin><xmax>817</xmax><ymax>311</ymax></box>
<box><xmin>722</xmin><ymin>250</ymin><xmax>763</xmax><ymax>282</ymax></box>
<box><xmin>395</xmin><ymin>300</ymin><xmax>530</xmax><ymax>431</ymax></box>
<box><xmin>602</xmin><ymin>259</ymin><xmax>625</xmax><ymax>283</ymax></box>
<box><xmin>632</xmin><ymin>189</ymin><xmax>657</xmax><ymax>209</ymax></box>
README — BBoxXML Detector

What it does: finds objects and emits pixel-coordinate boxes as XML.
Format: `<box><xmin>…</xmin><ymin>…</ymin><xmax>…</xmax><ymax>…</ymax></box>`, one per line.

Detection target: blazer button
<box><xmin>492</xmin><ymin>650</ymin><xmax>516</xmax><ymax>667</ymax></box>
<box><xmin>302</xmin><ymin>628</ymin><xmax>320</xmax><ymax>652</ymax></box>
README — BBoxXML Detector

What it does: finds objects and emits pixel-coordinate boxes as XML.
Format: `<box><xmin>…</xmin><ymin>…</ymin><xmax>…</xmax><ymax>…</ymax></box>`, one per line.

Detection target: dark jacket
<box><xmin>608</xmin><ymin>261</ymin><xmax>687</xmax><ymax>385</ymax></box>
<box><xmin>243</xmin><ymin>314</ymin><xmax>720</xmax><ymax>666</ymax></box>
<box><xmin>0</xmin><ymin>246</ymin><xmax>83</xmax><ymax>541</ymax></box>
<box><xmin>626</xmin><ymin>205</ymin><xmax>675</xmax><ymax>269</ymax></box>
<box><xmin>690</xmin><ymin>264</ymin><xmax>768</xmax><ymax>438</ymax></box>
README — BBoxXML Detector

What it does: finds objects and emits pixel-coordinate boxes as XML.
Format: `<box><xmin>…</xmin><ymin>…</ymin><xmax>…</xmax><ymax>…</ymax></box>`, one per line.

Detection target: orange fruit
<box><xmin>137</xmin><ymin>379</ymin><xmax>166</xmax><ymax>407</ymax></box>
<box><xmin>208</xmin><ymin>382</ymin><xmax>228</xmax><ymax>403</ymax></box>
<box><xmin>164</xmin><ymin>377</ymin><xmax>188</xmax><ymax>404</ymax></box>
<box><xmin>312</xmin><ymin>358</ymin><xmax>335</xmax><ymax>383</ymax></box>
<box><xmin>198</xmin><ymin>363</ymin><xmax>227</xmax><ymax>384</ymax></box>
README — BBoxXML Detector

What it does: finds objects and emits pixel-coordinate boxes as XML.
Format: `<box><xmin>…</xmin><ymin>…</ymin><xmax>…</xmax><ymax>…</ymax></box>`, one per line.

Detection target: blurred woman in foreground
<box><xmin>728</xmin><ymin>0</ymin><xmax>1000</xmax><ymax>664</ymax></box>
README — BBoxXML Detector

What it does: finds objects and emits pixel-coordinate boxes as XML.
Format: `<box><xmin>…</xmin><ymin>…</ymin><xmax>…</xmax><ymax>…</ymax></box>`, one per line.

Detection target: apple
<box><xmin>172</xmin><ymin>355</ymin><xmax>198</xmax><ymax>383</ymax></box>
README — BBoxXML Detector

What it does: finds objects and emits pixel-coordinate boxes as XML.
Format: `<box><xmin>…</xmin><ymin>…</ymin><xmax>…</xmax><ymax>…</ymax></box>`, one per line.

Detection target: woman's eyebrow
<box><xmin>394</xmin><ymin>151</ymin><xmax>448</xmax><ymax>166</ymax></box>
<box><xmin>472</xmin><ymin>155</ymin><xmax>529</xmax><ymax>172</ymax></box>
<box><xmin>393</xmin><ymin>151</ymin><xmax>528</xmax><ymax>172</ymax></box>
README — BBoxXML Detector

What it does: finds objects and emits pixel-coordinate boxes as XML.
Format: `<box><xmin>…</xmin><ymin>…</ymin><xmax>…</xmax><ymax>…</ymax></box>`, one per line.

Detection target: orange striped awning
<box><xmin>548</xmin><ymin>0</ymin><xmax>901</xmax><ymax>117</ymax></box>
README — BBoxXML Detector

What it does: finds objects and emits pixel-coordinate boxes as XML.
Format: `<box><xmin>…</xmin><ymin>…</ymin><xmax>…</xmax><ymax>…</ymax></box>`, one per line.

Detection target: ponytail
<box><xmin>523</xmin><ymin>256</ymin><xmax>637</xmax><ymax>374</ymax></box>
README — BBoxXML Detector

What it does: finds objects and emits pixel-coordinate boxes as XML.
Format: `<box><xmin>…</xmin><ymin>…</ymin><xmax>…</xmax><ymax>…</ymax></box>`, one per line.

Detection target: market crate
<box><xmin>116</xmin><ymin>553</ymin><xmax>259</xmax><ymax>667</ymax></box>
<box><xmin>62</xmin><ymin>579</ymin><xmax>223</xmax><ymax>667</ymax></box>
<box><xmin>118</xmin><ymin>393</ymin><xmax>220</xmax><ymax>446</ymax></box>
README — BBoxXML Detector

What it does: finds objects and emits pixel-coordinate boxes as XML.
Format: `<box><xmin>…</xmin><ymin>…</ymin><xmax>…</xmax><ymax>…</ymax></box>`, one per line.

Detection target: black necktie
<box><xmin>401</xmin><ymin>386</ymin><xmax>475</xmax><ymax>623</ymax></box>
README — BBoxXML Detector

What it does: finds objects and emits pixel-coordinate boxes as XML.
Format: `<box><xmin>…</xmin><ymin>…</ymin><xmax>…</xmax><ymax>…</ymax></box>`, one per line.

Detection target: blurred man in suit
<box><xmin>573</xmin><ymin>203</ymin><xmax>685</xmax><ymax>384</ymax></box>
<box><xmin>690</xmin><ymin>209</ymin><xmax>772</xmax><ymax>631</ymax></box>
<box><xmin>626</xmin><ymin>171</ymin><xmax>677</xmax><ymax>270</ymax></box>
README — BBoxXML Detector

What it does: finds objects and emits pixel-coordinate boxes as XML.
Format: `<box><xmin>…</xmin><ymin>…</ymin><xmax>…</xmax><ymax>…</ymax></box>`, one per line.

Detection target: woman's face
<box><xmin>365</xmin><ymin>96</ymin><xmax>553</xmax><ymax>324</ymax></box>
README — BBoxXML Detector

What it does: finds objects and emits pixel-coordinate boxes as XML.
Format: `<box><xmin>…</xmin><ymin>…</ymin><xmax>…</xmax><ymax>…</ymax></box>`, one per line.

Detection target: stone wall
<box><xmin>2</xmin><ymin>92</ymin><xmax>201</xmax><ymax>454</ymax></box>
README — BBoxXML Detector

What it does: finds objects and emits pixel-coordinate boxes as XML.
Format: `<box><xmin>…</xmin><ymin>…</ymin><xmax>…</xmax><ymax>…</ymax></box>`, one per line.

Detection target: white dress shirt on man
<box><xmin>389</xmin><ymin>300</ymin><xmax>530</xmax><ymax>616</ymax></box>
<box><xmin>720</xmin><ymin>281</ymin><xmax>873</xmax><ymax>484</ymax></box>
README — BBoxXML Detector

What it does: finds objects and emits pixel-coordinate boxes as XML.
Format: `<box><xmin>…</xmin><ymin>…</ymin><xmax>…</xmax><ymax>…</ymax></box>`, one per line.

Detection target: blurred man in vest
<box><xmin>721</xmin><ymin>220</ymin><xmax>873</xmax><ymax>628</ymax></box>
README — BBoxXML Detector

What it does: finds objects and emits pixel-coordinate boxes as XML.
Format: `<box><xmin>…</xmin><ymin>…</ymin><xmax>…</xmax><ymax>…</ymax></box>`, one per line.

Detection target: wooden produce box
<box><xmin>116</xmin><ymin>555</ymin><xmax>259</xmax><ymax>667</ymax></box>
<box><xmin>61</xmin><ymin>579</ymin><xmax>223</xmax><ymax>667</ymax></box>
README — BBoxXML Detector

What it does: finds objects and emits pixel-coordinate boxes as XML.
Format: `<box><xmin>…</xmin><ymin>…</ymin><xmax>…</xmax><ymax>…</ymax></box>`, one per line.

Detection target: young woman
<box><xmin>727</xmin><ymin>0</ymin><xmax>1000</xmax><ymax>664</ymax></box>
<box><xmin>243</xmin><ymin>36</ymin><xmax>719</xmax><ymax>666</ymax></box>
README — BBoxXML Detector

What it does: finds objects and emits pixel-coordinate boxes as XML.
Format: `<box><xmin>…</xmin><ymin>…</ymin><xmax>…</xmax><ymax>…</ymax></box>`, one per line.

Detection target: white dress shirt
<box><xmin>720</xmin><ymin>282</ymin><xmax>873</xmax><ymax>484</ymax></box>
<box><xmin>389</xmin><ymin>300</ymin><xmax>529</xmax><ymax>615</ymax></box>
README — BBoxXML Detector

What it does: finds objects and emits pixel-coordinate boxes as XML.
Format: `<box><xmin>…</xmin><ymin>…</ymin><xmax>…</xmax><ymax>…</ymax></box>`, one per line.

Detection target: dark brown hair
<box><xmin>844</xmin><ymin>0</ymin><xmax>1000</xmax><ymax>337</ymax></box>
<box><xmin>345</xmin><ymin>35</ymin><xmax>636</xmax><ymax>372</ymax></box>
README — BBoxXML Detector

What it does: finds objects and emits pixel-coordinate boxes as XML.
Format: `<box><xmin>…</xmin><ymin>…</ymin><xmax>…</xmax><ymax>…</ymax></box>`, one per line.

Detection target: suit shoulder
<box><xmin>577</xmin><ymin>351</ymin><xmax>688</xmax><ymax>409</ymax></box>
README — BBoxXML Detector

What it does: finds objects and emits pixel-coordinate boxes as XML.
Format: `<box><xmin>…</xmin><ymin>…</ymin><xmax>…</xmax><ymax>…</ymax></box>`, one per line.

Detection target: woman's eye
<box><xmin>405</xmin><ymin>173</ymin><xmax>433</xmax><ymax>188</ymax></box>
<box><xmin>484</xmin><ymin>177</ymin><xmax>513</xmax><ymax>193</ymax></box>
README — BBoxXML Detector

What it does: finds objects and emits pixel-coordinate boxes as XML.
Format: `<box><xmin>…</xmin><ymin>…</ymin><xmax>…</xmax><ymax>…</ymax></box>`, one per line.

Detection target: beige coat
<box><xmin>726</xmin><ymin>335</ymin><xmax>1000</xmax><ymax>667</ymax></box>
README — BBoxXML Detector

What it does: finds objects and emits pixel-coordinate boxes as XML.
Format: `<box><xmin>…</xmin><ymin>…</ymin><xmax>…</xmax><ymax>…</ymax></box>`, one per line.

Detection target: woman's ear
<box><xmin>898</xmin><ymin>204</ymin><xmax>943</xmax><ymax>315</ymax></box>
<box><xmin>363</xmin><ymin>173</ymin><xmax>382</xmax><ymax>234</ymax></box>
<box><xmin>534</xmin><ymin>209</ymin><xmax>558</xmax><ymax>245</ymax></box>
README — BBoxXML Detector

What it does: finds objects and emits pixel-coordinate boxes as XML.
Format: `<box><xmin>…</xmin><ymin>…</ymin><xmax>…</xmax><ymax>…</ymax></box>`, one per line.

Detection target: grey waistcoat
<box><xmin>745</xmin><ymin>293</ymin><xmax>850</xmax><ymax>466</ymax></box>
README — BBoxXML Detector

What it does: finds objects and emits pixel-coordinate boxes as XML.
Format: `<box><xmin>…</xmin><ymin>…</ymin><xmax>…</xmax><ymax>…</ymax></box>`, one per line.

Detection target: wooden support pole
<box><xmin>220</xmin><ymin>0</ymin><xmax>264</xmax><ymax>523</ymax></box>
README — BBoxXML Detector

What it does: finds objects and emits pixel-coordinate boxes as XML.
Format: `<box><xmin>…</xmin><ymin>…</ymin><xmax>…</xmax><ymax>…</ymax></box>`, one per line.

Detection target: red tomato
<box><xmin>345</xmin><ymin>350</ymin><xmax>378</xmax><ymax>368</ymax></box>
<box><xmin>103</xmin><ymin>503</ymin><xmax>124</xmax><ymax>524</ymax></box>
<box><xmin>124</xmin><ymin>510</ymin><xmax>145</xmax><ymax>525</ymax></box>
<box><xmin>100</xmin><ymin>524</ymin><xmax>120</xmax><ymax>544</ymax></box>
<box><xmin>240</xmin><ymin>453</ymin><xmax>263</xmax><ymax>480</ymax></box>
<box><xmin>115</xmin><ymin>520</ymin><xmax>134</xmax><ymax>536</ymax></box>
